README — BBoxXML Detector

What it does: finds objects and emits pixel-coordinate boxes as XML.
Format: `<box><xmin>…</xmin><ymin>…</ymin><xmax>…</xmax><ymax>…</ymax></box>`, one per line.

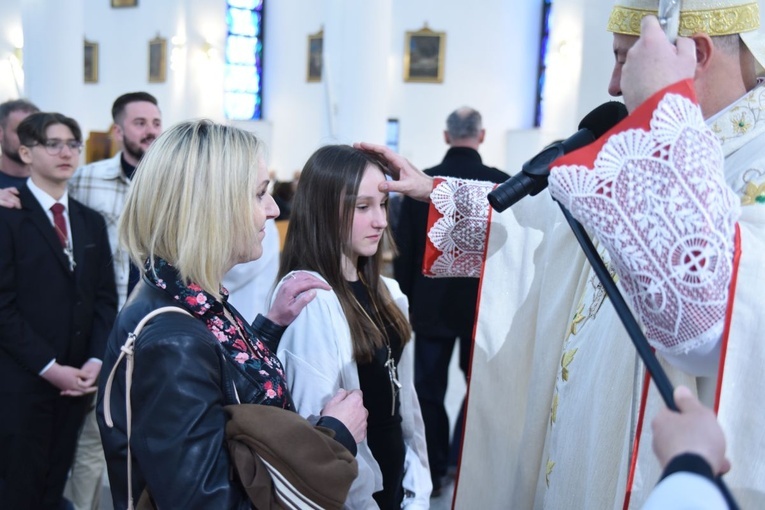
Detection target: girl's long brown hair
<box><xmin>278</xmin><ymin>145</ymin><xmax>411</xmax><ymax>363</ymax></box>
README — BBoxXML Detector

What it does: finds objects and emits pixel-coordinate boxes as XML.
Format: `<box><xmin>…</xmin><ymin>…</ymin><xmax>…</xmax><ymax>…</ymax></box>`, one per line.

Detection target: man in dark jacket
<box><xmin>392</xmin><ymin>107</ymin><xmax>508</xmax><ymax>495</ymax></box>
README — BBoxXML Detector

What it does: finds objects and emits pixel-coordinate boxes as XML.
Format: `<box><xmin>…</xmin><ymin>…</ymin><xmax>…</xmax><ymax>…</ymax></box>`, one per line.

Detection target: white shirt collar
<box><xmin>26</xmin><ymin>177</ymin><xmax>70</xmax><ymax>214</ymax></box>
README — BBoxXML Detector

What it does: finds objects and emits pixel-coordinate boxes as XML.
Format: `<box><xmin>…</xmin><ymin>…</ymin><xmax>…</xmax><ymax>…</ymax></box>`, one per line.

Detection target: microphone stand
<box><xmin>556</xmin><ymin>201</ymin><xmax>739</xmax><ymax>510</ymax></box>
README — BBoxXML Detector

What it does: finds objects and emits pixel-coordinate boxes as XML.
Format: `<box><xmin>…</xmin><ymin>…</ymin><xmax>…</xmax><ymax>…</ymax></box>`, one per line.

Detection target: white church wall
<box><xmin>504</xmin><ymin>0</ymin><xmax>625</xmax><ymax>176</ymax></box>
<box><xmin>5</xmin><ymin>0</ymin><xmax>731</xmax><ymax>180</ymax></box>
<box><xmin>388</xmin><ymin>0</ymin><xmax>542</xmax><ymax>173</ymax></box>
<box><xmin>5</xmin><ymin>0</ymin><xmax>547</xmax><ymax>177</ymax></box>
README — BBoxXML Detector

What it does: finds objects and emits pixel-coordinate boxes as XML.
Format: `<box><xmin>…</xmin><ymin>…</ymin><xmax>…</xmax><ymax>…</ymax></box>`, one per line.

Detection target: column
<box><xmin>22</xmin><ymin>0</ymin><xmax>85</xmax><ymax>115</ymax></box>
<box><xmin>323</xmin><ymin>0</ymin><xmax>392</xmax><ymax>144</ymax></box>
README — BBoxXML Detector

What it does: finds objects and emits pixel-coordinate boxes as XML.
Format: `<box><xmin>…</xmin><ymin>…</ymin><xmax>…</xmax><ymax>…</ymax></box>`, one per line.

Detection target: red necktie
<box><xmin>50</xmin><ymin>203</ymin><xmax>68</xmax><ymax>248</ymax></box>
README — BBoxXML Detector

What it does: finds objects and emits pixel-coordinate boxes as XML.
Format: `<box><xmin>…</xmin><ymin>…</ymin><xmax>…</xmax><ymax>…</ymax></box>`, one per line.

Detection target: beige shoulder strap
<box><xmin>102</xmin><ymin>306</ymin><xmax>193</xmax><ymax>510</ymax></box>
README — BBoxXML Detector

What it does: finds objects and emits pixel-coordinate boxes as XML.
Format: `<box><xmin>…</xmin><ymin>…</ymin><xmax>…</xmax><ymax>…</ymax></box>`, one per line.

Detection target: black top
<box><xmin>350</xmin><ymin>279</ymin><xmax>403</xmax><ymax>425</ymax></box>
<box><xmin>120</xmin><ymin>153</ymin><xmax>137</xmax><ymax>181</ymax></box>
<box><xmin>349</xmin><ymin>279</ymin><xmax>405</xmax><ymax>509</ymax></box>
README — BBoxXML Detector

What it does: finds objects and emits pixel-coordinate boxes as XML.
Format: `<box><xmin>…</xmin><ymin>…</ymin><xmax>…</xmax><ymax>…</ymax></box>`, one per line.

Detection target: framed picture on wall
<box><xmin>404</xmin><ymin>25</ymin><xmax>446</xmax><ymax>83</ymax></box>
<box><xmin>148</xmin><ymin>35</ymin><xmax>167</xmax><ymax>83</ymax></box>
<box><xmin>84</xmin><ymin>40</ymin><xmax>99</xmax><ymax>83</ymax></box>
<box><xmin>111</xmin><ymin>0</ymin><xmax>138</xmax><ymax>7</ymax></box>
<box><xmin>307</xmin><ymin>29</ymin><xmax>323</xmax><ymax>82</ymax></box>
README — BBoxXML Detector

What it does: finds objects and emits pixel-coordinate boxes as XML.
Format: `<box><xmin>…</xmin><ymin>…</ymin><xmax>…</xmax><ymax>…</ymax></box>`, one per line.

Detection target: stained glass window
<box><xmin>225</xmin><ymin>0</ymin><xmax>263</xmax><ymax>120</ymax></box>
<box><xmin>535</xmin><ymin>0</ymin><xmax>552</xmax><ymax>127</ymax></box>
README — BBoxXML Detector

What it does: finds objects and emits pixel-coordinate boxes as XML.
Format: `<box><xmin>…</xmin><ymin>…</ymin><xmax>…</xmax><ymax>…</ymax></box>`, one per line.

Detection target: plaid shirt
<box><xmin>69</xmin><ymin>153</ymin><xmax>131</xmax><ymax>308</ymax></box>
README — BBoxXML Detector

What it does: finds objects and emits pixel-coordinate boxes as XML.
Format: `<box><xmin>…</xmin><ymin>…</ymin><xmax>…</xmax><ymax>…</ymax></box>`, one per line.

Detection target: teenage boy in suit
<box><xmin>0</xmin><ymin>112</ymin><xmax>117</xmax><ymax>509</ymax></box>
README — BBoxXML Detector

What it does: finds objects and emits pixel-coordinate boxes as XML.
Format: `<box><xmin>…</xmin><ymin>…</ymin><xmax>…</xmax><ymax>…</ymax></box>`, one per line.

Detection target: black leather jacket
<box><xmin>97</xmin><ymin>279</ymin><xmax>354</xmax><ymax>510</ymax></box>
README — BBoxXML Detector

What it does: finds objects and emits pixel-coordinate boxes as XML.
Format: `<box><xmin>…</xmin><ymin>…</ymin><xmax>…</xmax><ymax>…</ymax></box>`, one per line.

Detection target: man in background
<box><xmin>392</xmin><ymin>107</ymin><xmax>508</xmax><ymax>495</ymax></box>
<box><xmin>68</xmin><ymin>92</ymin><xmax>161</xmax><ymax>307</ymax></box>
<box><xmin>0</xmin><ymin>99</ymin><xmax>40</xmax><ymax>189</ymax></box>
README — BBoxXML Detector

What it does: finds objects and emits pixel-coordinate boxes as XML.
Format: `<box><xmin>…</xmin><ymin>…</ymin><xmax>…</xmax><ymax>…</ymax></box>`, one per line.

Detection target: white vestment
<box><xmin>421</xmin><ymin>82</ymin><xmax>765</xmax><ymax>509</ymax></box>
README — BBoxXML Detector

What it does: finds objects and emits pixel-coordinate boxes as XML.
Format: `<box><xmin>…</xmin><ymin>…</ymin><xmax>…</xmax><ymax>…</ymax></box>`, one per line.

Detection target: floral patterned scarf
<box><xmin>145</xmin><ymin>258</ymin><xmax>292</xmax><ymax>409</ymax></box>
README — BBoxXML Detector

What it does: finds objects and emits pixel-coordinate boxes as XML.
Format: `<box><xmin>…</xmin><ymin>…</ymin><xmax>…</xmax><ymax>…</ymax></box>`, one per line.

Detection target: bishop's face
<box><xmin>608</xmin><ymin>33</ymin><xmax>639</xmax><ymax>100</ymax></box>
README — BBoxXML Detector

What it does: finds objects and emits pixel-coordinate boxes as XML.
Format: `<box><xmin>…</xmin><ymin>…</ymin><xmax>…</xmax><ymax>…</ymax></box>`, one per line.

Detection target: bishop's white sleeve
<box><xmin>549</xmin><ymin>83</ymin><xmax>739</xmax><ymax>361</ymax></box>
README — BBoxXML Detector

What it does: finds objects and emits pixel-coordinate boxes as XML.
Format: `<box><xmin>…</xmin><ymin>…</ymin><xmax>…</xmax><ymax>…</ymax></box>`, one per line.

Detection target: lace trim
<box><xmin>427</xmin><ymin>178</ymin><xmax>495</xmax><ymax>278</ymax></box>
<box><xmin>549</xmin><ymin>93</ymin><xmax>741</xmax><ymax>354</ymax></box>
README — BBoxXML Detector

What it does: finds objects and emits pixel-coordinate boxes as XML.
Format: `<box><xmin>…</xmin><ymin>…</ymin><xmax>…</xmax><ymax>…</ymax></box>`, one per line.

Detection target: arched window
<box><xmin>225</xmin><ymin>0</ymin><xmax>264</xmax><ymax>120</ymax></box>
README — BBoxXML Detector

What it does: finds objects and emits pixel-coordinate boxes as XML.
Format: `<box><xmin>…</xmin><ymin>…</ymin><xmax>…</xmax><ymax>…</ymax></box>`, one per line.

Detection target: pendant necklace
<box><xmin>353</xmin><ymin>273</ymin><xmax>402</xmax><ymax>416</ymax></box>
<box><xmin>53</xmin><ymin>223</ymin><xmax>77</xmax><ymax>272</ymax></box>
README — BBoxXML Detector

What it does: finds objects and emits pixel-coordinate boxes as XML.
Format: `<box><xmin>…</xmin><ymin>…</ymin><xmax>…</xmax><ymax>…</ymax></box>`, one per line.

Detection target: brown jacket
<box><xmin>225</xmin><ymin>404</ymin><xmax>358</xmax><ymax>509</ymax></box>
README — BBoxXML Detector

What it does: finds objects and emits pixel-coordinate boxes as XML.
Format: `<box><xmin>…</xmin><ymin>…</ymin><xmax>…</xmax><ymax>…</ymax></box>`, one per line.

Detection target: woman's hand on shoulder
<box><xmin>267</xmin><ymin>271</ymin><xmax>331</xmax><ymax>326</ymax></box>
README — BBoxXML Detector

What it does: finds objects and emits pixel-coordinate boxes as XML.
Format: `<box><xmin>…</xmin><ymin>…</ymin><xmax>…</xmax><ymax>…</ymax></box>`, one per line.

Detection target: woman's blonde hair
<box><xmin>119</xmin><ymin>119</ymin><xmax>263</xmax><ymax>297</ymax></box>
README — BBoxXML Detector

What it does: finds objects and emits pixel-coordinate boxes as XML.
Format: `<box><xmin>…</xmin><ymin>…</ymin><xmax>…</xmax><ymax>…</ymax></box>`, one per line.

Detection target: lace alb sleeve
<box><xmin>548</xmin><ymin>92</ymin><xmax>740</xmax><ymax>354</ymax></box>
<box><xmin>425</xmin><ymin>178</ymin><xmax>496</xmax><ymax>278</ymax></box>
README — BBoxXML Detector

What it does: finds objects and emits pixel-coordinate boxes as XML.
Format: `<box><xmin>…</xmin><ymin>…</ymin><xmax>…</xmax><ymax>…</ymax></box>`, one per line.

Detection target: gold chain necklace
<box><xmin>352</xmin><ymin>273</ymin><xmax>402</xmax><ymax>416</ymax></box>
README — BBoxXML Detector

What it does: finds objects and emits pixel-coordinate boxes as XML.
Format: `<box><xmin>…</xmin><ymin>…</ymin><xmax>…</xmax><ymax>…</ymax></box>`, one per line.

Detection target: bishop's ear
<box><xmin>692</xmin><ymin>33</ymin><xmax>715</xmax><ymax>72</ymax></box>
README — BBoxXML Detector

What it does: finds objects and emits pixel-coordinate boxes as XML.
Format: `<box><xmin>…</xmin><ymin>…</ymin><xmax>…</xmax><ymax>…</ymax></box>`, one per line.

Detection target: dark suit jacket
<box><xmin>0</xmin><ymin>185</ymin><xmax>117</xmax><ymax>389</ymax></box>
<box><xmin>392</xmin><ymin>147</ymin><xmax>508</xmax><ymax>338</ymax></box>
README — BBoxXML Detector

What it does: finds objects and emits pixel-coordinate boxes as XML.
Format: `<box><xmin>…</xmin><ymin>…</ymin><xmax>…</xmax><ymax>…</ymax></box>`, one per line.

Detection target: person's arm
<box><xmin>642</xmin><ymin>386</ymin><xmax>730</xmax><ymax>509</ymax></box>
<box><xmin>353</xmin><ymin>144</ymin><xmax>433</xmax><ymax>203</ymax></box>
<box><xmin>0</xmin><ymin>187</ymin><xmax>21</xmax><ymax>209</ymax></box>
<box><xmin>254</xmin><ymin>271</ymin><xmax>331</xmax><ymax>352</ymax></box>
<box><xmin>316</xmin><ymin>390</ymin><xmax>366</xmax><ymax>456</ymax></box>
<box><xmin>356</xmin><ymin>143</ymin><xmax>501</xmax><ymax>279</ymax></box>
<box><xmin>652</xmin><ymin>386</ymin><xmax>730</xmax><ymax>477</ymax></box>
<box><xmin>547</xmin><ymin>17</ymin><xmax>738</xmax><ymax>366</ymax></box>
<box><xmin>0</xmin><ymin>216</ymin><xmax>58</xmax><ymax>374</ymax></box>
<box><xmin>58</xmin><ymin>211</ymin><xmax>119</xmax><ymax>397</ymax></box>
<box><xmin>130</xmin><ymin>324</ymin><xmax>251</xmax><ymax>509</ymax></box>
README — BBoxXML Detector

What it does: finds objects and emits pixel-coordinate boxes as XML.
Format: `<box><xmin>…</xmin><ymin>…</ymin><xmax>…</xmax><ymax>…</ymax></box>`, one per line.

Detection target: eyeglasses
<box><xmin>34</xmin><ymin>140</ymin><xmax>84</xmax><ymax>155</ymax></box>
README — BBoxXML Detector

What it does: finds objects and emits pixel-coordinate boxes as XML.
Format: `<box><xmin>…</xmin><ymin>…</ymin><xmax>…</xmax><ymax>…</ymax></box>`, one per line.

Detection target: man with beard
<box><xmin>69</xmin><ymin>92</ymin><xmax>161</xmax><ymax>308</ymax></box>
<box><xmin>62</xmin><ymin>92</ymin><xmax>161</xmax><ymax>510</ymax></box>
<box><xmin>0</xmin><ymin>99</ymin><xmax>40</xmax><ymax>189</ymax></box>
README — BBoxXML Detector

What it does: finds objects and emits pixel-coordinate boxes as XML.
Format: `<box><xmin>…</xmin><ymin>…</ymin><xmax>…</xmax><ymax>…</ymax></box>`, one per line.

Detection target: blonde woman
<box><xmin>275</xmin><ymin>145</ymin><xmax>431</xmax><ymax>509</ymax></box>
<box><xmin>96</xmin><ymin>121</ymin><xmax>367</xmax><ymax>509</ymax></box>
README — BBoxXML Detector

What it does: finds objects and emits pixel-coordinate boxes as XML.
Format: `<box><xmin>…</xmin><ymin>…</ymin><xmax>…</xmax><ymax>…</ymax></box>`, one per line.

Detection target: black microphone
<box><xmin>488</xmin><ymin>101</ymin><xmax>628</xmax><ymax>212</ymax></box>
